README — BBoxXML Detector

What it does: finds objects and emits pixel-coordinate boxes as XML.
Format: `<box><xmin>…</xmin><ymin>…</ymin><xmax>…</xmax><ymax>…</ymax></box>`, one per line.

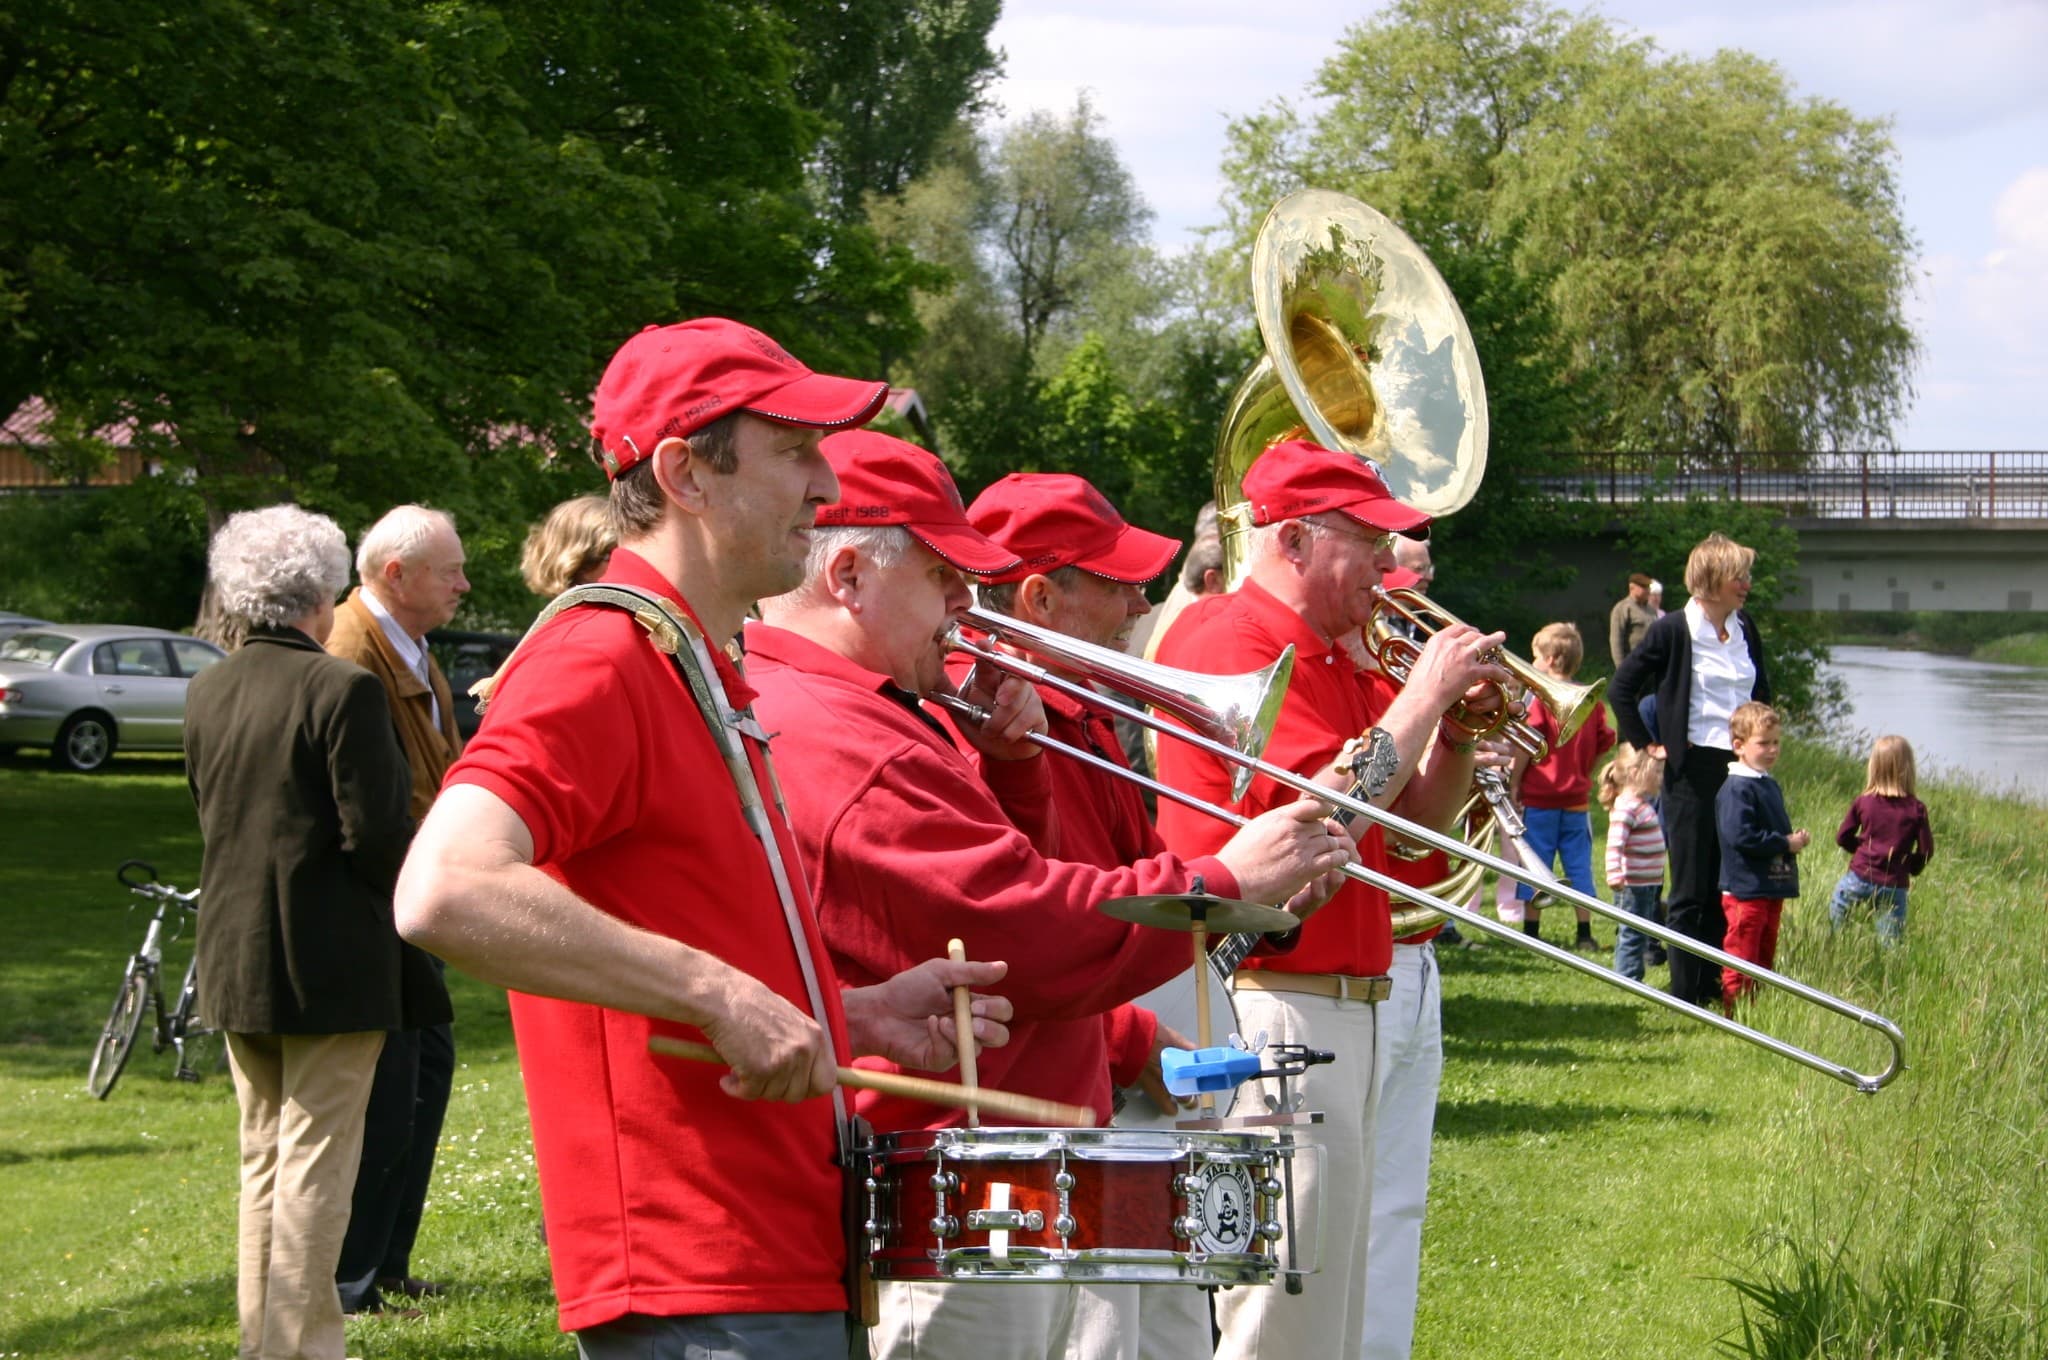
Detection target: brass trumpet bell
<box><xmin>1215</xmin><ymin>189</ymin><xmax>1490</xmax><ymax>582</ymax></box>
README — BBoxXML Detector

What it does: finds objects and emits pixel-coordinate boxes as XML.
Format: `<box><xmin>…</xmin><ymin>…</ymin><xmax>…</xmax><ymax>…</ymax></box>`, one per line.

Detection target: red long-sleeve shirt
<box><xmin>745</xmin><ymin>622</ymin><xmax>1240</xmax><ymax>1129</ymax></box>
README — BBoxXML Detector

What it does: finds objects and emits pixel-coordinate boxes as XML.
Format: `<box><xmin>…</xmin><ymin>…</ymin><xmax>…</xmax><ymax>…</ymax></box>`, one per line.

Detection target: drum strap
<box><xmin>494</xmin><ymin>584</ymin><xmax>854</xmax><ymax>1159</ymax></box>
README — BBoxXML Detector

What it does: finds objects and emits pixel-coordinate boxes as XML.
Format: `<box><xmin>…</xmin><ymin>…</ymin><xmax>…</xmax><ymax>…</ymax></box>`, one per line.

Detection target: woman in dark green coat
<box><xmin>186</xmin><ymin>504</ymin><xmax>450</xmax><ymax>1360</ymax></box>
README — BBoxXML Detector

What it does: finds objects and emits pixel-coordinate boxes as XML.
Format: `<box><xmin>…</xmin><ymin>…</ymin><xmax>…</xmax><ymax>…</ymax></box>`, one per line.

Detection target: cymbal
<box><xmin>1098</xmin><ymin>893</ymin><xmax>1297</xmax><ymax>935</ymax></box>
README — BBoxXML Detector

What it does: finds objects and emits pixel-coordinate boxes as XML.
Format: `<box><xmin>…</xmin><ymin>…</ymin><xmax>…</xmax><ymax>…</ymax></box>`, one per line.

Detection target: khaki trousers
<box><xmin>1213</xmin><ymin>987</ymin><xmax>1378</xmax><ymax>1360</ymax></box>
<box><xmin>226</xmin><ymin>1030</ymin><xmax>385</xmax><ymax>1360</ymax></box>
<box><xmin>874</xmin><ymin>1279</ymin><xmax>1143</xmax><ymax>1360</ymax></box>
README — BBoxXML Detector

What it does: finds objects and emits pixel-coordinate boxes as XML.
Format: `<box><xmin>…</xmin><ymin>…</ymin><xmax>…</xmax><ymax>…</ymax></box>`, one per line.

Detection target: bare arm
<box><xmin>394</xmin><ymin>783</ymin><xmax>835</xmax><ymax>1101</ymax></box>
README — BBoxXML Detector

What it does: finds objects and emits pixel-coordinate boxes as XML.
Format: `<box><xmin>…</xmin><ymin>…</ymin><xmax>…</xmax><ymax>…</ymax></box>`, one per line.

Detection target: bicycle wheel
<box><xmin>87</xmin><ymin>965</ymin><xmax>152</xmax><ymax>1099</ymax></box>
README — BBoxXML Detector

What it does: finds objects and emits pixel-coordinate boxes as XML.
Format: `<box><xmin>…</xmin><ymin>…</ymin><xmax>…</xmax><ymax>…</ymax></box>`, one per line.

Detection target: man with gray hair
<box><xmin>185</xmin><ymin>504</ymin><xmax>445</xmax><ymax>1360</ymax></box>
<box><xmin>325</xmin><ymin>503</ymin><xmax>467</xmax><ymax>1316</ymax></box>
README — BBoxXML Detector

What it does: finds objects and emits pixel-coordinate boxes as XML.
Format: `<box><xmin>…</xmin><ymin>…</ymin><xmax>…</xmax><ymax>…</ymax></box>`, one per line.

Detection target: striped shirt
<box><xmin>1606</xmin><ymin>791</ymin><xmax>1666</xmax><ymax>887</ymax></box>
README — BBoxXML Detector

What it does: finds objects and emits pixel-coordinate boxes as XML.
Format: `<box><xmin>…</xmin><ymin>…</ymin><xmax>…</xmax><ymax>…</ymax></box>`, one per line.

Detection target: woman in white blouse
<box><xmin>1608</xmin><ymin>534</ymin><xmax>1771</xmax><ymax>1008</ymax></box>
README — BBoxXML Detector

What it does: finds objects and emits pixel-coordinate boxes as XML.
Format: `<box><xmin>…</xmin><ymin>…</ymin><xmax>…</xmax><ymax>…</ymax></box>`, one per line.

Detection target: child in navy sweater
<box><xmin>1714</xmin><ymin>702</ymin><xmax>1810</xmax><ymax>1013</ymax></box>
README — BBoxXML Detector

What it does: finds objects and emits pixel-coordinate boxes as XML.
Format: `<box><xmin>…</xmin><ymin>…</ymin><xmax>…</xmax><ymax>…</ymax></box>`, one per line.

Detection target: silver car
<box><xmin>0</xmin><ymin>625</ymin><xmax>226</xmax><ymax>771</ymax></box>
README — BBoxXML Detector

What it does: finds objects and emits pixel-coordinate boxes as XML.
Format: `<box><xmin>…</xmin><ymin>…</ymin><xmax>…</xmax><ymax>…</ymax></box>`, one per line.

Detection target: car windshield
<box><xmin>0</xmin><ymin>631</ymin><xmax>73</xmax><ymax>666</ymax></box>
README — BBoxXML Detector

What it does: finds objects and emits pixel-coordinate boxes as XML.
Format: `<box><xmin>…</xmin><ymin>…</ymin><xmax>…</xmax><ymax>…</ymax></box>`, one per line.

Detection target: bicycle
<box><xmin>86</xmin><ymin>860</ymin><xmax>217</xmax><ymax>1099</ymax></box>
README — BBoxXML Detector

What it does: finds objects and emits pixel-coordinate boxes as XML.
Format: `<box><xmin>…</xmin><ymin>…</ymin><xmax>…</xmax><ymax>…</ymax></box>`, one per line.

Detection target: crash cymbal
<box><xmin>1098</xmin><ymin>893</ymin><xmax>1298</xmax><ymax>935</ymax></box>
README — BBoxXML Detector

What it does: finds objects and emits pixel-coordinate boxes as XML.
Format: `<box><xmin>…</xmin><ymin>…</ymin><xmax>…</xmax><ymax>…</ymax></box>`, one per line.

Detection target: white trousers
<box><xmin>873</xmin><ymin>1281</ymin><xmax>1134</xmax><ymax>1360</ymax></box>
<box><xmin>1213</xmin><ymin>986</ymin><xmax>1379</xmax><ymax>1360</ymax></box>
<box><xmin>1360</xmin><ymin>944</ymin><xmax>1442</xmax><ymax>1360</ymax></box>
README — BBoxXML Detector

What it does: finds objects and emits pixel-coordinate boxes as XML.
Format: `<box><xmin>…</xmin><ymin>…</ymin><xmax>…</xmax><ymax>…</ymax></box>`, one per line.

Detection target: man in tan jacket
<box><xmin>325</xmin><ymin>503</ymin><xmax>468</xmax><ymax>1317</ymax></box>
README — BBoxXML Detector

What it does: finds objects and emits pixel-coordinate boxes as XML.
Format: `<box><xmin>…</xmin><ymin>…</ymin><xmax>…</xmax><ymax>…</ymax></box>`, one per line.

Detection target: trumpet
<box><xmin>1368</xmin><ymin>585</ymin><xmax>1607</xmax><ymax>762</ymax></box>
<box><xmin>931</xmin><ymin>606</ymin><xmax>1906</xmax><ymax>1094</ymax></box>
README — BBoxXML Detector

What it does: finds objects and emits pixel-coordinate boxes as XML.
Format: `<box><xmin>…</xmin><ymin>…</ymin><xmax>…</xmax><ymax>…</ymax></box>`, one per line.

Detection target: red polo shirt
<box><xmin>444</xmin><ymin>550</ymin><xmax>851</xmax><ymax>1331</ymax></box>
<box><xmin>745</xmin><ymin>621</ymin><xmax>1239</xmax><ymax>1129</ymax></box>
<box><xmin>1154</xmin><ymin>581</ymin><xmax>1394</xmax><ymax>979</ymax></box>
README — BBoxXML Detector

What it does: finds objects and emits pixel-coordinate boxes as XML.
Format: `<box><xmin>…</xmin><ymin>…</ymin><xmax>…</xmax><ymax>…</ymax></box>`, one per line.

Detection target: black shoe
<box><xmin>1646</xmin><ymin>944</ymin><xmax>1667</xmax><ymax>967</ymax></box>
<box><xmin>1574</xmin><ymin>934</ymin><xmax>1600</xmax><ymax>954</ymax></box>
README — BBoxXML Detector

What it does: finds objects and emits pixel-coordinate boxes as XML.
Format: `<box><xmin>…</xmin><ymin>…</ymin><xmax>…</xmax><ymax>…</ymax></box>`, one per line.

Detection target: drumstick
<box><xmin>947</xmin><ymin>937</ymin><xmax>981</xmax><ymax>1127</ymax></box>
<box><xmin>648</xmin><ymin>1037</ymin><xmax>1095</xmax><ymax>1127</ymax></box>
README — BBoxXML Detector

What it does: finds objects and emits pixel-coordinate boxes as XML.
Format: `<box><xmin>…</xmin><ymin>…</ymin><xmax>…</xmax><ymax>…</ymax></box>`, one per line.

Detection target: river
<box><xmin>1821</xmin><ymin>645</ymin><xmax>2048</xmax><ymax>803</ymax></box>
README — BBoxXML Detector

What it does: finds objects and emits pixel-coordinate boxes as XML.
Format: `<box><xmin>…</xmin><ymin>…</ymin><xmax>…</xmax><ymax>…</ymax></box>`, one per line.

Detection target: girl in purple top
<box><xmin>1829</xmin><ymin>735</ymin><xmax>1934</xmax><ymax>947</ymax></box>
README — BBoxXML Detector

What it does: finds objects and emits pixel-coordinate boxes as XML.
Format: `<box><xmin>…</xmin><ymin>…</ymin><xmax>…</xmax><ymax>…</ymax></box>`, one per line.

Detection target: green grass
<box><xmin>1973</xmin><ymin>632</ymin><xmax>2048</xmax><ymax>668</ymax></box>
<box><xmin>2</xmin><ymin>743</ymin><xmax>2044</xmax><ymax>1357</ymax></box>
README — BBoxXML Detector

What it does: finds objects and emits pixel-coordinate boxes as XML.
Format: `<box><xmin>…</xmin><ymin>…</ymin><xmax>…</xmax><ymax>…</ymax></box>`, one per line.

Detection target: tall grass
<box><xmin>3</xmin><ymin>740</ymin><xmax>2044</xmax><ymax>1356</ymax></box>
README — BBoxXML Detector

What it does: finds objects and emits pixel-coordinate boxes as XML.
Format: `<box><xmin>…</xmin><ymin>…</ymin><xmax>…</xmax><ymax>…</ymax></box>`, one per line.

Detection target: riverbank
<box><xmin>1823</xmin><ymin>609</ymin><xmax>2048</xmax><ymax>662</ymax></box>
<box><xmin>1974</xmin><ymin>631</ymin><xmax>2048</xmax><ymax>667</ymax></box>
<box><xmin>1</xmin><ymin>743</ymin><xmax>2043</xmax><ymax>1357</ymax></box>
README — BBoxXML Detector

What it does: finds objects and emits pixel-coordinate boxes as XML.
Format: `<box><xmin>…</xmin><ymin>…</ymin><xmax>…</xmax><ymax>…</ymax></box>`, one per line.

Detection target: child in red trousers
<box><xmin>1713</xmin><ymin>702</ymin><xmax>1810</xmax><ymax>1013</ymax></box>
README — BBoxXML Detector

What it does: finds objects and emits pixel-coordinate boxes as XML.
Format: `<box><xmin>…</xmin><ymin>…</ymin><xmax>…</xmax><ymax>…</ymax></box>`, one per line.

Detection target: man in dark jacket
<box><xmin>326</xmin><ymin>503</ymin><xmax>469</xmax><ymax>1314</ymax></box>
<box><xmin>187</xmin><ymin>504</ymin><xmax>451</xmax><ymax>1360</ymax></box>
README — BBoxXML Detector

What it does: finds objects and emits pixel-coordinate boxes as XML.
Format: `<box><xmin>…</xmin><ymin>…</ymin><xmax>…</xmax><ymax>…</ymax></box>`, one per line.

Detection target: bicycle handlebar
<box><xmin>117</xmin><ymin>859</ymin><xmax>198</xmax><ymax>910</ymax></box>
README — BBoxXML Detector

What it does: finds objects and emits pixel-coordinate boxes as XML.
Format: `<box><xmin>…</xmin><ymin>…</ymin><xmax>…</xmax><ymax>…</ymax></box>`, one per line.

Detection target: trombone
<box><xmin>934</xmin><ymin>606</ymin><xmax>1906</xmax><ymax>1095</ymax></box>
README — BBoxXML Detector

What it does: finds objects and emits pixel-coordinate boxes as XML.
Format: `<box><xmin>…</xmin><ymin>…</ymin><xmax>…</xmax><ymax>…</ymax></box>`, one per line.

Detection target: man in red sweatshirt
<box><xmin>749</xmin><ymin>431</ymin><xmax>1356</xmax><ymax>1360</ymax></box>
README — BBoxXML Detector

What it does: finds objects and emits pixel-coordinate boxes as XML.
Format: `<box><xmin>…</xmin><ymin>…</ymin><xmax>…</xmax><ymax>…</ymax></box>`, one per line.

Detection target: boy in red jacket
<box><xmin>1509</xmin><ymin>622</ymin><xmax>1617</xmax><ymax>950</ymax></box>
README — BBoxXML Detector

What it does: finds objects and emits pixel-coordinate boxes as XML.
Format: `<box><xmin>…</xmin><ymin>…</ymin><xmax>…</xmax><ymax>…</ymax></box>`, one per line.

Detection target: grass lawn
<box><xmin>2</xmin><ymin>740</ymin><xmax>2043</xmax><ymax>1357</ymax></box>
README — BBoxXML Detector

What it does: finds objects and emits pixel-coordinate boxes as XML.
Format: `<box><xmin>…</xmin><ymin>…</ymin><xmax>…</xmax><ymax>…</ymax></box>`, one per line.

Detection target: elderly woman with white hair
<box><xmin>184</xmin><ymin>504</ymin><xmax>449</xmax><ymax>1360</ymax></box>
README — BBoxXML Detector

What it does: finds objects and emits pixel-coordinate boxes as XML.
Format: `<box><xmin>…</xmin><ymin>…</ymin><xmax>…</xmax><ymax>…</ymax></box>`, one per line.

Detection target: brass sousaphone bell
<box><xmin>1208</xmin><ymin>189</ymin><xmax>1599</xmax><ymax>935</ymax></box>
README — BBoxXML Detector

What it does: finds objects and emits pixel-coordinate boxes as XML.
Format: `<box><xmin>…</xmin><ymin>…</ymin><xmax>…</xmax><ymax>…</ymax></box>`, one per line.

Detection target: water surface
<box><xmin>1822</xmin><ymin>645</ymin><xmax>2048</xmax><ymax>803</ymax></box>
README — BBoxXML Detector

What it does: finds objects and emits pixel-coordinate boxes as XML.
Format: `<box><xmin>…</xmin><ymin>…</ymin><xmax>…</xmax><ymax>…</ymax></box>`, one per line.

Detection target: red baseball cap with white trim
<box><xmin>815</xmin><ymin>431</ymin><xmax>1021</xmax><ymax>575</ymax></box>
<box><xmin>967</xmin><ymin>473</ymin><xmax>1180</xmax><ymax>585</ymax></box>
<box><xmin>1241</xmin><ymin>439</ymin><xmax>1432</xmax><ymax>536</ymax></box>
<box><xmin>589</xmin><ymin>318</ymin><xmax>888</xmax><ymax>479</ymax></box>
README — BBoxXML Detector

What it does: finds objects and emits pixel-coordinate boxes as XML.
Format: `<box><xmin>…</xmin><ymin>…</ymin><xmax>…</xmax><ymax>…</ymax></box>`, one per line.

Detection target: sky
<box><xmin>984</xmin><ymin>0</ymin><xmax>2048</xmax><ymax>450</ymax></box>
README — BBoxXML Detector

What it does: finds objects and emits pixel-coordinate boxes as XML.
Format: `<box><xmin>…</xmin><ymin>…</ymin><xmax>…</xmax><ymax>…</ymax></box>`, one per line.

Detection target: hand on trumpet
<box><xmin>1214</xmin><ymin>796</ymin><xmax>1358</xmax><ymax>907</ymax></box>
<box><xmin>945</xmin><ymin>661</ymin><xmax>1049</xmax><ymax>762</ymax></box>
<box><xmin>1404</xmin><ymin>621</ymin><xmax>1512</xmax><ymax>724</ymax></box>
<box><xmin>842</xmin><ymin>954</ymin><xmax>1016</xmax><ymax>1073</ymax></box>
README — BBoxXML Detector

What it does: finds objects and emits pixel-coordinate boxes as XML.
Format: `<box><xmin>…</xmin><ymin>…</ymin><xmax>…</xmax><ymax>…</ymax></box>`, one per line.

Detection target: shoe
<box><xmin>376</xmin><ymin>1275</ymin><xmax>446</xmax><ymax>1300</ymax></box>
<box><xmin>1573</xmin><ymin>935</ymin><xmax>1601</xmax><ymax>954</ymax></box>
<box><xmin>1646</xmin><ymin>945</ymin><xmax>1667</xmax><ymax>967</ymax></box>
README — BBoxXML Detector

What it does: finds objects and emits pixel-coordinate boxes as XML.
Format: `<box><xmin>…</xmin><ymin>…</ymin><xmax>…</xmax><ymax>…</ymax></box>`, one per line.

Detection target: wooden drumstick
<box><xmin>947</xmin><ymin>937</ymin><xmax>981</xmax><ymax>1127</ymax></box>
<box><xmin>647</xmin><ymin>1037</ymin><xmax>1096</xmax><ymax>1128</ymax></box>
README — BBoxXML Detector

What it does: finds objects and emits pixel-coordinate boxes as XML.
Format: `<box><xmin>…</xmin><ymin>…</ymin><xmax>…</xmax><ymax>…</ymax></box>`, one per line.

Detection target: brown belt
<box><xmin>1234</xmin><ymin>971</ymin><xmax>1392</xmax><ymax>1004</ymax></box>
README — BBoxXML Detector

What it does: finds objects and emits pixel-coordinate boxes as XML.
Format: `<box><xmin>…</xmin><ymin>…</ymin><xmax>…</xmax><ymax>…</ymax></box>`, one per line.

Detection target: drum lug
<box><xmin>1258</xmin><ymin>1176</ymin><xmax>1283</xmax><ymax>1198</ymax></box>
<box><xmin>928</xmin><ymin>1171</ymin><xmax>960</xmax><ymax>1193</ymax></box>
<box><xmin>1174</xmin><ymin>1214</ymin><xmax>1203</xmax><ymax>1240</ymax></box>
<box><xmin>929</xmin><ymin>1214</ymin><xmax>959</xmax><ymax>1239</ymax></box>
<box><xmin>1053</xmin><ymin>1212</ymin><xmax>1077</xmax><ymax>1238</ymax></box>
<box><xmin>1259</xmin><ymin>1219</ymin><xmax>1283</xmax><ymax>1242</ymax></box>
<box><xmin>1174</xmin><ymin>1173</ymin><xmax>1203</xmax><ymax>1195</ymax></box>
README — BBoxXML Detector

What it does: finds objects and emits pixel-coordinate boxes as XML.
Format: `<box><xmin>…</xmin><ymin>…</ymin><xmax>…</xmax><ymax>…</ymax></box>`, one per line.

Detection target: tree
<box><xmin>1</xmin><ymin>0</ymin><xmax>980</xmax><ymax>627</ymax></box>
<box><xmin>782</xmin><ymin>0</ymin><xmax>1004</xmax><ymax>217</ymax></box>
<box><xmin>985</xmin><ymin>97</ymin><xmax>1154</xmax><ymax>367</ymax></box>
<box><xmin>1218</xmin><ymin>0</ymin><xmax>1919</xmax><ymax>455</ymax></box>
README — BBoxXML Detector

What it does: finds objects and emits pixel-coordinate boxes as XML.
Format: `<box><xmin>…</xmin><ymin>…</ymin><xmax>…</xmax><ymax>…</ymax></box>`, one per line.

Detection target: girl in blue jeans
<box><xmin>1603</xmin><ymin>748</ymin><xmax>1668</xmax><ymax>979</ymax></box>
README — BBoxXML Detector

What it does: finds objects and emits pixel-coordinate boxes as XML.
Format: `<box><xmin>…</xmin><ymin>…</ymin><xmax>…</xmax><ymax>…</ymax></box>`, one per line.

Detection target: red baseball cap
<box><xmin>1241</xmin><ymin>439</ymin><xmax>1432</xmax><ymax>536</ymax></box>
<box><xmin>967</xmin><ymin>473</ymin><xmax>1180</xmax><ymax>585</ymax></box>
<box><xmin>816</xmin><ymin>431</ymin><xmax>1021</xmax><ymax>575</ymax></box>
<box><xmin>589</xmin><ymin>318</ymin><xmax>888</xmax><ymax>479</ymax></box>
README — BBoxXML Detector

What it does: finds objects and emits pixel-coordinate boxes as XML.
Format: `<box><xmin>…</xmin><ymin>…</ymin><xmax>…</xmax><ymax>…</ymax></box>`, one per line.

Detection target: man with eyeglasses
<box><xmin>1151</xmin><ymin>440</ymin><xmax>1510</xmax><ymax>1360</ymax></box>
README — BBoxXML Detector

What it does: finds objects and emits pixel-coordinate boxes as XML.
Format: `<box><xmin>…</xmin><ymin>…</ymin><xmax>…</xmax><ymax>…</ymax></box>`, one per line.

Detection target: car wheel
<box><xmin>52</xmin><ymin>712</ymin><xmax>117</xmax><ymax>772</ymax></box>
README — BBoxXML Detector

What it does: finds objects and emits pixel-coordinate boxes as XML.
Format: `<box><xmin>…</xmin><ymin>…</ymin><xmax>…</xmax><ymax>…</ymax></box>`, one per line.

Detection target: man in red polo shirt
<box><xmin>1152</xmin><ymin>441</ymin><xmax>1509</xmax><ymax>1360</ymax></box>
<box><xmin>394</xmin><ymin>319</ymin><xmax>1020</xmax><ymax>1360</ymax></box>
<box><xmin>748</xmin><ymin>431</ymin><xmax>1356</xmax><ymax>1360</ymax></box>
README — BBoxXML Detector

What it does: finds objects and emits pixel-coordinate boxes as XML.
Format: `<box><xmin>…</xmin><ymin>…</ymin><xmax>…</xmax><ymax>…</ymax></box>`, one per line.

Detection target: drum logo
<box><xmin>1193</xmin><ymin>1163</ymin><xmax>1256</xmax><ymax>1254</ymax></box>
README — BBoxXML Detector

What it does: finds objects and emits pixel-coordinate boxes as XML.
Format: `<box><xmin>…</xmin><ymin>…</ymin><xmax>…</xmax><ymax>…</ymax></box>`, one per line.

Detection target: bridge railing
<box><xmin>1529</xmin><ymin>451</ymin><xmax>2048</xmax><ymax>519</ymax></box>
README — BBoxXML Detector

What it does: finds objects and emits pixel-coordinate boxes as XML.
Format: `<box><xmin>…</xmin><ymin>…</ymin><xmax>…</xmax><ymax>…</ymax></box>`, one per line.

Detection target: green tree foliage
<box><xmin>1</xmin><ymin>0</ymin><xmax>992</xmax><ymax>627</ymax></box>
<box><xmin>1220</xmin><ymin>0</ymin><xmax>1918</xmax><ymax>455</ymax></box>
<box><xmin>784</xmin><ymin>0</ymin><xmax>1003</xmax><ymax>216</ymax></box>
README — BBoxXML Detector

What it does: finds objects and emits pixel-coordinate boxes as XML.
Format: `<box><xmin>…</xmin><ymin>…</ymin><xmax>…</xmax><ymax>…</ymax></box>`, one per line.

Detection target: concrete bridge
<box><xmin>1529</xmin><ymin>451</ymin><xmax>2048</xmax><ymax>614</ymax></box>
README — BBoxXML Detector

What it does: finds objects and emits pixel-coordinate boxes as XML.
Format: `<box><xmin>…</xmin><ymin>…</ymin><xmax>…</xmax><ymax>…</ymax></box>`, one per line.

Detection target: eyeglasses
<box><xmin>1305</xmin><ymin>518</ymin><xmax>1396</xmax><ymax>555</ymax></box>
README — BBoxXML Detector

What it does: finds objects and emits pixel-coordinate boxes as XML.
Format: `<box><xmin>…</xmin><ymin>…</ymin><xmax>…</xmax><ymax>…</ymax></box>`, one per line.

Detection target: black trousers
<box><xmin>1662</xmin><ymin>745</ymin><xmax>1734</xmax><ymax>1007</ymax></box>
<box><xmin>336</xmin><ymin>1019</ymin><xmax>455</xmax><ymax>1308</ymax></box>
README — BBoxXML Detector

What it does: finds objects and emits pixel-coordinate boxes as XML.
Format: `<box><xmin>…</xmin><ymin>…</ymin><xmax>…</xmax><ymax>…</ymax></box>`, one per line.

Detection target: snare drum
<box><xmin>861</xmin><ymin>1126</ymin><xmax>1286</xmax><ymax>1286</ymax></box>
